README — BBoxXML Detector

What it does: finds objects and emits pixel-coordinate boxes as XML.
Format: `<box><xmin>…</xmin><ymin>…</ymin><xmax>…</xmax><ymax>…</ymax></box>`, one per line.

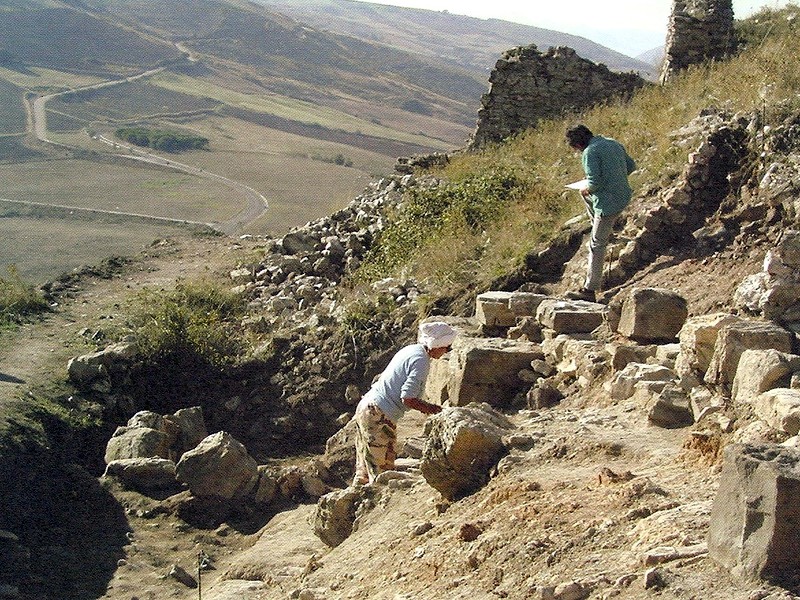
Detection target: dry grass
<box><xmin>367</xmin><ymin>7</ymin><xmax>800</xmax><ymax>298</ymax></box>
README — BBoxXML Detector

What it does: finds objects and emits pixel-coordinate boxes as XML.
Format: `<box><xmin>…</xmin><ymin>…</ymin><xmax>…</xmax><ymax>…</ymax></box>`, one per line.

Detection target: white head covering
<box><xmin>418</xmin><ymin>321</ymin><xmax>456</xmax><ymax>350</ymax></box>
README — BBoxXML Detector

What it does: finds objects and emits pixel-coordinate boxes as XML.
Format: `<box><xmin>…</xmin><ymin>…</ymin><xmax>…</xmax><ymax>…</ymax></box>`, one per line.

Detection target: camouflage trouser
<box><xmin>353</xmin><ymin>400</ymin><xmax>397</xmax><ymax>485</ymax></box>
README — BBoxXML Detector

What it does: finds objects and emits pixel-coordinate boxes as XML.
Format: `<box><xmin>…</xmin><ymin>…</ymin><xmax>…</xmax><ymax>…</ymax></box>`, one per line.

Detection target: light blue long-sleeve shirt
<box><xmin>582</xmin><ymin>135</ymin><xmax>636</xmax><ymax>216</ymax></box>
<box><xmin>365</xmin><ymin>343</ymin><xmax>430</xmax><ymax>423</ymax></box>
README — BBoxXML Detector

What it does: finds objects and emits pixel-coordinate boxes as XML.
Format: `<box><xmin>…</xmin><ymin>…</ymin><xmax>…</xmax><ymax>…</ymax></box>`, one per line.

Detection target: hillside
<box><xmin>252</xmin><ymin>0</ymin><xmax>658</xmax><ymax>77</ymax></box>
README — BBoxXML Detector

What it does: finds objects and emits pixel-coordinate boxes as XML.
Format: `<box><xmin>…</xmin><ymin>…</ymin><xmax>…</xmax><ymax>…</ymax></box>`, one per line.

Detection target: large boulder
<box><xmin>617</xmin><ymin>287</ymin><xmax>688</xmax><ymax>342</ymax></box>
<box><xmin>175</xmin><ymin>432</ymin><xmax>259</xmax><ymax>500</ymax></box>
<box><xmin>166</xmin><ymin>406</ymin><xmax>208</xmax><ymax>454</ymax></box>
<box><xmin>675</xmin><ymin>313</ymin><xmax>741</xmax><ymax>385</ymax></box>
<box><xmin>104</xmin><ymin>425</ymin><xmax>171</xmax><ymax>464</ymax></box>
<box><xmin>732</xmin><ymin>349</ymin><xmax>800</xmax><ymax>405</ymax></box>
<box><xmin>420</xmin><ymin>404</ymin><xmax>514</xmax><ymax>500</ymax></box>
<box><xmin>708</xmin><ymin>444</ymin><xmax>800</xmax><ymax>584</ymax></box>
<box><xmin>704</xmin><ymin>319</ymin><xmax>793</xmax><ymax>393</ymax></box>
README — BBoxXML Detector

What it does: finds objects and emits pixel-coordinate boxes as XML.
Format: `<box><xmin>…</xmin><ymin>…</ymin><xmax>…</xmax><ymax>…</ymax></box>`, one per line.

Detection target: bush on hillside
<box><xmin>0</xmin><ymin>266</ymin><xmax>50</xmax><ymax>326</ymax></box>
<box><xmin>129</xmin><ymin>281</ymin><xmax>246</xmax><ymax>369</ymax></box>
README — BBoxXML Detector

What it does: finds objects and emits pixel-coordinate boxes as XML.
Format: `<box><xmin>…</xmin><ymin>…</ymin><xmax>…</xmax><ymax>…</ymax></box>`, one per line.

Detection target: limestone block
<box><xmin>103</xmin><ymin>457</ymin><xmax>177</xmax><ymax>492</ymax></box>
<box><xmin>607</xmin><ymin>363</ymin><xmax>676</xmax><ymax>401</ymax></box>
<box><xmin>425</xmin><ymin>337</ymin><xmax>542</xmax><ymax>408</ymax></box>
<box><xmin>605</xmin><ymin>343</ymin><xmax>657</xmax><ymax>372</ymax></box>
<box><xmin>732</xmin><ymin>349</ymin><xmax>800</xmax><ymax>405</ymax></box>
<box><xmin>704</xmin><ymin>320</ymin><xmax>793</xmax><ymax>392</ymax></box>
<box><xmin>617</xmin><ymin>287</ymin><xmax>688</xmax><ymax>342</ymax></box>
<box><xmin>175</xmin><ymin>431</ymin><xmax>259</xmax><ymax>500</ymax></box>
<box><xmin>508</xmin><ymin>292</ymin><xmax>549</xmax><ymax>317</ymax></box>
<box><xmin>675</xmin><ymin>313</ymin><xmax>740</xmax><ymax>381</ymax></box>
<box><xmin>638</xmin><ymin>384</ymin><xmax>694</xmax><ymax>428</ymax></box>
<box><xmin>421</xmin><ymin>404</ymin><xmax>514</xmax><ymax>500</ymax></box>
<box><xmin>536</xmin><ymin>299</ymin><xmax>606</xmax><ymax>334</ymax></box>
<box><xmin>475</xmin><ymin>291</ymin><xmax>515</xmax><ymax>327</ymax></box>
<box><xmin>104</xmin><ymin>426</ymin><xmax>171</xmax><ymax>464</ymax></box>
<box><xmin>708</xmin><ymin>444</ymin><xmax>800</xmax><ymax>583</ymax></box>
<box><xmin>753</xmin><ymin>389</ymin><xmax>800</xmax><ymax>435</ymax></box>
<box><xmin>313</xmin><ymin>486</ymin><xmax>375</xmax><ymax>547</ymax></box>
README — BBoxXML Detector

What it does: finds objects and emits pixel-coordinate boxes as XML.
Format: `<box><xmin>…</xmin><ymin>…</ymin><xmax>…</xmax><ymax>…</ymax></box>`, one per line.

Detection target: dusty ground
<box><xmin>0</xmin><ymin>226</ymin><xmax>794</xmax><ymax>600</ymax></box>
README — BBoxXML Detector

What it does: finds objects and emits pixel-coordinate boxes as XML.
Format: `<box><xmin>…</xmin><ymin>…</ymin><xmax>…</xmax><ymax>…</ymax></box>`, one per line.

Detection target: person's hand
<box><xmin>580</xmin><ymin>187</ymin><xmax>590</xmax><ymax>198</ymax></box>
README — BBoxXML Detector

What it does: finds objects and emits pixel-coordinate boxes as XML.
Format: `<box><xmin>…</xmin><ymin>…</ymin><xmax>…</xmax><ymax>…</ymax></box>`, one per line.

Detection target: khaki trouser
<box><xmin>353</xmin><ymin>400</ymin><xmax>397</xmax><ymax>485</ymax></box>
<box><xmin>583</xmin><ymin>197</ymin><xmax>618</xmax><ymax>291</ymax></box>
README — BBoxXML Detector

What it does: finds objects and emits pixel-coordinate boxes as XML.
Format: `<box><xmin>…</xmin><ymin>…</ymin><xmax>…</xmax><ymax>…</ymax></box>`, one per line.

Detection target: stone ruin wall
<box><xmin>469</xmin><ymin>45</ymin><xmax>645</xmax><ymax>149</ymax></box>
<box><xmin>659</xmin><ymin>0</ymin><xmax>736</xmax><ymax>84</ymax></box>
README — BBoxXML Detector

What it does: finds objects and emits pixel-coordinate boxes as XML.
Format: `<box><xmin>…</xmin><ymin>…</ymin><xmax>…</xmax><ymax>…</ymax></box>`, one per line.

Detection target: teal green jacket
<box><xmin>582</xmin><ymin>136</ymin><xmax>636</xmax><ymax>216</ymax></box>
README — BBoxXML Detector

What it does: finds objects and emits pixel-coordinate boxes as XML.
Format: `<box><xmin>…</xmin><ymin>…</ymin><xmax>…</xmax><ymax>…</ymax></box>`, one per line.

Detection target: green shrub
<box><xmin>360</xmin><ymin>166</ymin><xmax>526</xmax><ymax>281</ymax></box>
<box><xmin>0</xmin><ymin>266</ymin><xmax>50</xmax><ymax>326</ymax></box>
<box><xmin>130</xmin><ymin>281</ymin><xmax>246</xmax><ymax>368</ymax></box>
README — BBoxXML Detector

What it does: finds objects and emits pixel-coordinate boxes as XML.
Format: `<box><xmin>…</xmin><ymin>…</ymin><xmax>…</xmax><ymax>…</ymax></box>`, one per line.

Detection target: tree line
<box><xmin>114</xmin><ymin>127</ymin><xmax>209</xmax><ymax>153</ymax></box>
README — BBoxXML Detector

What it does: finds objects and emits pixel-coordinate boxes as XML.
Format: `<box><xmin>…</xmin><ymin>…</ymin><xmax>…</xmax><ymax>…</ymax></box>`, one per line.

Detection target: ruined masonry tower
<box><xmin>660</xmin><ymin>0</ymin><xmax>736</xmax><ymax>84</ymax></box>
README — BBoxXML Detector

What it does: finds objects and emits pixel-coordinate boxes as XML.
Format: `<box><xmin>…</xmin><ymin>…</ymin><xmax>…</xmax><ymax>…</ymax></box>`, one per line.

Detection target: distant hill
<box><xmin>637</xmin><ymin>46</ymin><xmax>665</xmax><ymax>68</ymax></box>
<box><xmin>251</xmin><ymin>0</ymin><xmax>658</xmax><ymax>79</ymax></box>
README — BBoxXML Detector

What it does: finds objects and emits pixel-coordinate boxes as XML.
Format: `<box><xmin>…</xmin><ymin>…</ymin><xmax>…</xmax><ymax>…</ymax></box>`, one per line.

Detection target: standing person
<box><xmin>565</xmin><ymin>124</ymin><xmax>636</xmax><ymax>302</ymax></box>
<box><xmin>352</xmin><ymin>321</ymin><xmax>456</xmax><ymax>486</ymax></box>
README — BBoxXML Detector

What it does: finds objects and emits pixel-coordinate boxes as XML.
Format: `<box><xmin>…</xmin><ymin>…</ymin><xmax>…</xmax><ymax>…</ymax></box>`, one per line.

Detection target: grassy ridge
<box><xmin>0</xmin><ymin>7</ymin><xmax>179</xmax><ymax>74</ymax></box>
<box><xmin>358</xmin><ymin>6</ymin><xmax>800</xmax><ymax>301</ymax></box>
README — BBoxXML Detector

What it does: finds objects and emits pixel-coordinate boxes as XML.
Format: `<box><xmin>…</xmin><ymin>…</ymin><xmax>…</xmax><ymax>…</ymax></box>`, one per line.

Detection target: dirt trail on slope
<box><xmin>0</xmin><ymin>234</ymin><xmax>244</xmax><ymax>426</ymax></box>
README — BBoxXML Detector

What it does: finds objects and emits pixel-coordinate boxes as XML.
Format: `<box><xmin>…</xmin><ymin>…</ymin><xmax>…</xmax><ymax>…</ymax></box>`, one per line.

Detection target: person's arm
<box><xmin>403</xmin><ymin>397</ymin><xmax>442</xmax><ymax>415</ymax></box>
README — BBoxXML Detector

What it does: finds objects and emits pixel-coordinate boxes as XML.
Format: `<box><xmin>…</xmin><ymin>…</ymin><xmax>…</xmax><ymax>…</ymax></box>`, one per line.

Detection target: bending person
<box><xmin>352</xmin><ymin>321</ymin><xmax>456</xmax><ymax>485</ymax></box>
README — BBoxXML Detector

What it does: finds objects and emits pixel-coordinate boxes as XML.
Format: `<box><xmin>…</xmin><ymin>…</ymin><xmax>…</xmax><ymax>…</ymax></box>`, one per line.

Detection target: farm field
<box><xmin>0</xmin><ymin>158</ymin><xmax>240</xmax><ymax>223</ymax></box>
<box><xmin>0</xmin><ymin>214</ymin><xmax>197</xmax><ymax>284</ymax></box>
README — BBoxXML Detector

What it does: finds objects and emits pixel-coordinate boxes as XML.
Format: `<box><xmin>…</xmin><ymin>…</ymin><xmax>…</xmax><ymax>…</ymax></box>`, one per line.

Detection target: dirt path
<box><xmin>0</xmin><ymin>235</ymin><xmax>243</xmax><ymax>424</ymax></box>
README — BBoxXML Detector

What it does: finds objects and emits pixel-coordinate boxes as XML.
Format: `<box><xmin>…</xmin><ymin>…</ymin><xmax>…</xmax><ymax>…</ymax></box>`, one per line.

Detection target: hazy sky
<box><xmin>349</xmin><ymin>0</ymin><xmax>797</xmax><ymax>57</ymax></box>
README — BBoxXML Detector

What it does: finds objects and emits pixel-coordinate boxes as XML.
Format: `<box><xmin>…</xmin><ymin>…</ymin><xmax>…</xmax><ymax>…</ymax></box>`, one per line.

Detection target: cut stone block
<box><xmin>617</xmin><ymin>287</ymin><xmax>688</xmax><ymax>342</ymax></box>
<box><xmin>425</xmin><ymin>337</ymin><xmax>542</xmax><ymax>408</ymax></box>
<box><xmin>708</xmin><ymin>444</ymin><xmax>800</xmax><ymax>584</ymax></box>
<box><xmin>475</xmin><ymin>291</ymin><xmax>515</xmax><ymax>327</ymax></box>
<box><xmin>536</xmin><ymin>298</ymin><xmax>606</xmax><ymax>334</ymax></box>
<box><xmin>732</xmin><ymin>349</ymin><xmax>800</xmax><ymax>405</ymax></box>
<box><xmin>753</xmin><ymin>388</ymin><xmax>800</xmax><ymax>435</ymax></box>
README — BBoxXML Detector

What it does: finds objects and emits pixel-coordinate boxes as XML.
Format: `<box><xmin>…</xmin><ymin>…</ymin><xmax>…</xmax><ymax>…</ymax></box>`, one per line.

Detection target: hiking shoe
<box><xmin>565</xmin><ymin>288</ymin><xmax>596</xmax><ymax>302</ymax></box>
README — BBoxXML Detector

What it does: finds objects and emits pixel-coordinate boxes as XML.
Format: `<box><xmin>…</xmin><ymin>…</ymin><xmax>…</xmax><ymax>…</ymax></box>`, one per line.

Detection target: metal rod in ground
<box><xmin>198</xmin><ymin>552</ymin><xmax>202</xmax><ymax>600</ymax></box>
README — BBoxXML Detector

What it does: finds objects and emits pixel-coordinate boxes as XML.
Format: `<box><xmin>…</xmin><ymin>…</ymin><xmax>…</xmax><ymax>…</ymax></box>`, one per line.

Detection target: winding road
<box><xmin>25</xmin><ymin>51</ymin><xmax>269</xmax><ymax>236</ymax></box>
